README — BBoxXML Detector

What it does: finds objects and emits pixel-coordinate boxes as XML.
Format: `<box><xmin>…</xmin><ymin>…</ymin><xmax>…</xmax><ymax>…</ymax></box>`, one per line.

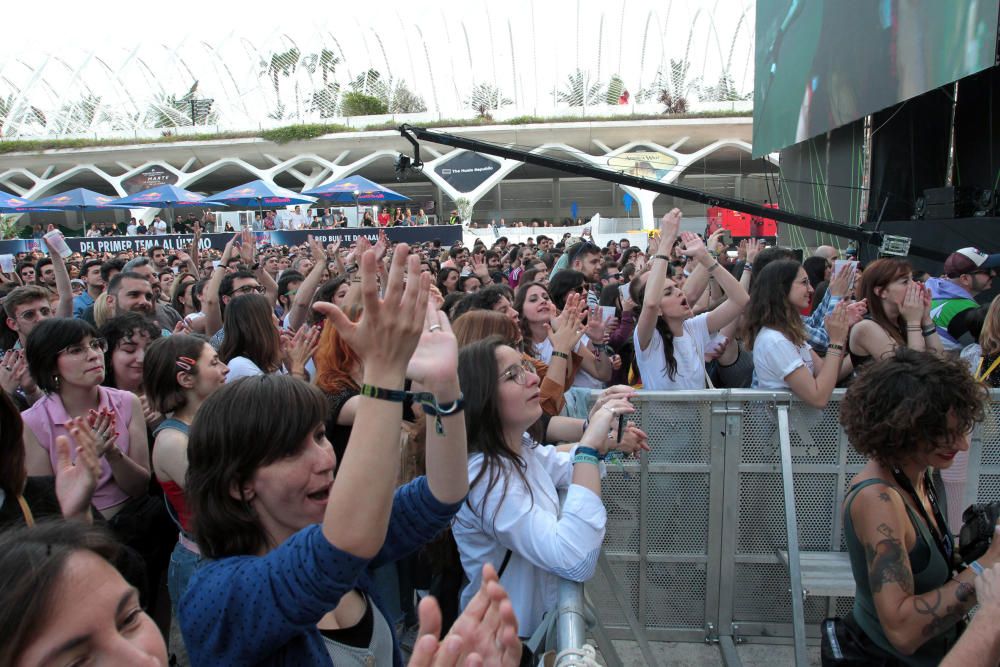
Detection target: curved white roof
<box><xmin>0</xmin><ymin>0</ymin><xmax>754</xmax><ymax>139</ymax></box>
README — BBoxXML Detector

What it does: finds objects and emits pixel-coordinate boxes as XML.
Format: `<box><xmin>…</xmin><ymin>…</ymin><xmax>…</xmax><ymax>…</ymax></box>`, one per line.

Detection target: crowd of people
<box><xmin>0</xmin><ymin>207</ymin><xmax>999</xmax><ymax>666</ymax></box>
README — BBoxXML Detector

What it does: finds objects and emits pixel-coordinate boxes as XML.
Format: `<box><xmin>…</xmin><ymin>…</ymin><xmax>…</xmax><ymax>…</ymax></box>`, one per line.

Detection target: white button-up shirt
<box><xmin>453</xmin><ymin>435</ymin><xmax>606</xmax><ymax>634</ymax></box>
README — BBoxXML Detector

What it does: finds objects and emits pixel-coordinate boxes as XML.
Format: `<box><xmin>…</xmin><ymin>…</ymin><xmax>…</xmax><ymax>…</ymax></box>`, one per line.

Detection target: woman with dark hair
<box><xmin>849</xmin><ymin>258</ymin><xmax>942</xmax><ymax>369</ymax></box>
<box><xmin>747</xmin><ymin>259</ymin><xmax>853</xmax><ymax>407</ymax></box>
<box><xmin>169</xmin><ymin>272</ymin><xmax>198</xmax><ymax>320</ymax></box>
<box><xmin>838</xmin><ymin>349</ymin><xmax>1000</xmax><ymax>664</ymax></box>
<box><xmin>219</xmin><ymin>293</ymin><xmax>318</xmax><ymax>383</ymax></box>
<box><xmin>437</xmin><ymin>266</ymin><xmax>460</xmax><ymax>295</ymax></box>
<box><xmin>0</xmin><ymin>522</ymin><xmax>169</xmax><ymax>666</ymax></box>
<box><xmin>977</xmin><ymin>295</ymin><xmax>1000</xmax><ymax>387</ymax></box>
<box><xmin>457</xmin><ymin>274</ymin><xmax>482</xmax><ymax>293</ymax></box>
<box><xmin>633</xmin><ymin>210</ymin><xmax>750</xmax><ymax>390</ymax></box>
<box><xmin>23</xmin><ymin>318</ymin><xmax>151</xmax><ymax>521</ymax></box>
<box><xmin>179</xmin><ymin>247</ymin><xmax>513</xmax><ymax>665</ymax></box>
<box><xmin>100</xmin><ymin>314</ymin><xmax>163</xmax><ymax>428</ymax></box>
<box><xmin>452</xmin><ymin>336</ymin><xmax>634</xmax><ymax>635</ymax></box>
<box><xmin>0</xmin><ymin>391</ymin><xmax>101</xmax><ymax>530</ymax></box>
<box><xmin>143</xmin><ymin>334</ymin><xmax>229</xmax><ymax>610</ymax></box>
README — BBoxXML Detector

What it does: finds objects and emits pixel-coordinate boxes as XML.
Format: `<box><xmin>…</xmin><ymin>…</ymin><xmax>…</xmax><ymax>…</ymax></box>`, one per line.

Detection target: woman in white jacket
<box><xmin>453</xmin><ymin>335</ymin><xmax>637</xmax><ymax>635</ymax></box>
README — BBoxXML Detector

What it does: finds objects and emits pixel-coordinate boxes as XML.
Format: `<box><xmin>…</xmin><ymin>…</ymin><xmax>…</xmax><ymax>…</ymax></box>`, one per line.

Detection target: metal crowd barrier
<box><xmin>551</xmin><ymin>388</ymin><xmax>1000</xmax><ymax>667</ymax></box>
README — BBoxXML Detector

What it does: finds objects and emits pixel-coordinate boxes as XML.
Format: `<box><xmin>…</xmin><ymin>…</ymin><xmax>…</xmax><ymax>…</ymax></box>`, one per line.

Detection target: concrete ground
<box><xmin>599</xmin><ymin>640</ymin><xmax>821</xmax><ymax>666</ymax></box>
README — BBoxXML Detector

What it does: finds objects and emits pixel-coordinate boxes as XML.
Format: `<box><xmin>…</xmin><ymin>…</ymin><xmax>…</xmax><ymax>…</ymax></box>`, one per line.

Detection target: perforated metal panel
<box><xmin>585</xmin><ymin>390</ymin><xmax>1000</xmax><ymax>646</ymax></box>
<box><xmin>646</xmin><ymin>562</ymin><xmax>708</xmax><ymax>628</ymax></box>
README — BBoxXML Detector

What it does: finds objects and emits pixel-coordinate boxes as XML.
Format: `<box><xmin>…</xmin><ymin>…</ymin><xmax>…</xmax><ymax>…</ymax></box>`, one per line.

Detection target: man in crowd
<box><xmin>568</xmin><ymin>240</ymin><xmax>603</xmax><ymax>285</ymax></box>
<box><xmin>34</xmin><ymin>257</ymin><xmax>58</xmax><ymax>295</ymax></box>
<box><xmin>285</xmin><ymin>205</ymin><xmax>309</xmax><ymax>231</ymax></box>
<box><xmin>121</xmin><ymin>257</ymin><xmax>183</xmax><ymax>331</ymax></box>
<box><xmin>152</xmin><ymin>215</ymin><xmax>168</xmax><ymax>235</ymax></box>
<box><xmin>928</xmin><ymin>247</ymin><xmax>1000</xmax><ymax>352</ymax></box>
<box><xmin>4</xmin><ymin>285</ymin><xmax>53</xmax><ymax>353</ymax></box>
<box><xmin>147</xmin><ymin>245</ymin><xmax>170</xmax><ymax>271</ymax></box>
<box><xmin>72</xmin><ymin>259</ymin><xmax>105</xmax><ymax>318</ymax></box>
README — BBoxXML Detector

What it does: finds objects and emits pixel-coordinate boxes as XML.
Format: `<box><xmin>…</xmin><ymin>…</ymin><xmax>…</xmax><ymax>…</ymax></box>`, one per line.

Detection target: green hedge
<box><xmin>0</xmin><ymin>109</ymin><xmax>752</xmax><ymax>155</ymax></box>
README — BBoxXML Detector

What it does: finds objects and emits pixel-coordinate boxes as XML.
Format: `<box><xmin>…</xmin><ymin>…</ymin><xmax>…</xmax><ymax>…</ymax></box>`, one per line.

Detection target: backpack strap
<box><xmin>497</xmin><ymin>549</ymin><xmax>513</xmax><ymax>578</ymax></box>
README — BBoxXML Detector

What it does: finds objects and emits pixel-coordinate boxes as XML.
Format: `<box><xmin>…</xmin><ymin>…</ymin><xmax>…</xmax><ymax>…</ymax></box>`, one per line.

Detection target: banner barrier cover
<box><xmin>1</xmin><ymin>225</ymin><xmax>462</xmax><ymax>256</ymax></box>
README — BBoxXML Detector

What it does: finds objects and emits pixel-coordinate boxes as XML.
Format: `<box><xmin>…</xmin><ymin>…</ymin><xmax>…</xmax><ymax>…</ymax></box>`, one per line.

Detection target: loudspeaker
<box><xmin>974</xmin><ymin>188</ymin><xmax>996</xmax><ymax>217</ymax></box>
<box><xmin>922</xmin><ymin>186</ymin><xmax>977</xmax><ymax>219</ymax></box>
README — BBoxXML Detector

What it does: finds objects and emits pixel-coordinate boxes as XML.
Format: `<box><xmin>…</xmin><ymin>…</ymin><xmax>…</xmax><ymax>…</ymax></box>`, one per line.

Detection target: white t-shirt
<box><xmin>288</xmin><ymin>212</ymin><xmax>309</xmax><ymax>230</ymax></box>
<box><xmin>225</xmin><ymin>356</ymin><xmax>265</xmax><ymax>383</ymax></box>
<box><xmin>633</xmin><ymin>312</ymin><xmax>713</xmax><ymax>390</ymax></box>
<box><xmin>153</xmin><ymin>219</ymin><xmax>167</xmax><ymax>235</ymax></box>
<box><xmin>126</xmin><ymin>224</ymin><xmax>138</xmax><ymax>236</ymax></box>
<box><xmin>752</xmin><ymin>327</ymin><xmax>815</xmax><ymax>389</ymax></box>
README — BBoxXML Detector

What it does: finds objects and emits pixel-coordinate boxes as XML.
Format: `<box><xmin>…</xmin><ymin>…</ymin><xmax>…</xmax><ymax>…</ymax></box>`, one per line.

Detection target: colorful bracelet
<box><xmin>573</xmin><ymin>452</ymin><xmax>600</xmax><ymax>466</ymax></box>
<box><xmin>743</xmin><ymin>263</ymin><xmax>753</xmax><ymax>272</ymax></box>
<box><xmin>360</xmin><ymin>384</ymin><xmax>408</xmax><ymax>402</ymax></box>
<box><xmin>575</xmin><ymin>445</ymin><xmax>603</xmax><ymax>460</ymax></box>
<box><xmin>419</xmin><ymin>394</ymin><xmax>465</xmax><ymax>435</ymax></box>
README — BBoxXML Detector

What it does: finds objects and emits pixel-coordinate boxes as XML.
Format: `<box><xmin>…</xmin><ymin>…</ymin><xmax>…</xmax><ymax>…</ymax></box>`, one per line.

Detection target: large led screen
<box><xmin>753</xmin><ymin>0</ymin><xmax>999</xmax><ymax>157</ymax></box>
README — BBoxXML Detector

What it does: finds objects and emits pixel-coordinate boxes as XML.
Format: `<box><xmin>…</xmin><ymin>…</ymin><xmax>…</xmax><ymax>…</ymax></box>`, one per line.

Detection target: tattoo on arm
<box><xmin>878</xmin><ymin>492</ymin><xmax>891</xmax><ymax>502</ymax></box>
<box><xmin>865</xmin><ymin>523</ymin><xmax>915</xmax><ymax>595</ymax></box>
<box><xmin>914</xmin><ymin>584</ymin><xmax>972</xmax><ymax>638</ymax></box>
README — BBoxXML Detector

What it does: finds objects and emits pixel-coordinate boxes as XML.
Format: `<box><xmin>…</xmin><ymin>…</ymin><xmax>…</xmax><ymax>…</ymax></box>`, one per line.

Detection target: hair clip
<box><xmin>176</xmin><ymin>356</ymin><xmax>196</xmax><ymax>372</ymax></box>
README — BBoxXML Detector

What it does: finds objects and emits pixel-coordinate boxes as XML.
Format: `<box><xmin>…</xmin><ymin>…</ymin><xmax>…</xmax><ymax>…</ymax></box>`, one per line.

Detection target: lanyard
<box><xmin>975</xmin><ymin>354</ymin><xmax>1000</xmax><ymax>383</ymax></box>
<box><xmin>891</xmin><ymin>467</ymin><xmax>953</xmax><ymax>566</ymax></box>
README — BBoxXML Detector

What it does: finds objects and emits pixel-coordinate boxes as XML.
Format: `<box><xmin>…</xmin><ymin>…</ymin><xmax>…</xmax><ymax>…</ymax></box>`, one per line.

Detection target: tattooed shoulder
<box><xmin>865</xmin><ymin>522</ymin><xmax>915</xmax><ymax>595</ymax></box>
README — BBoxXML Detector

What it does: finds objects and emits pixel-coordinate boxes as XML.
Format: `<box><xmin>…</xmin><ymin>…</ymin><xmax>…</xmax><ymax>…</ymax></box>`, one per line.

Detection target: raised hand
<box><xmin>737</xmin><ymin>239</ymin><xmax>749</xmax><ymax>262</ymax></box>
<box><xmin>582</xmin><ymin>397</ymin><xmax>636</xmax><ymax>455</ymax></box>
<box><xmin>314</xmin><ymin>244</ymin><xmax>430</xmax><ymax>384</ymax></box>
<box><xmin>824</xmin><ymin>300</ymin><xmax>851</xmax><ymax>345</ymax></box>
<box><xmin>239</xmin><ymin>229</ymin><xmax>255</xmax><ymax>265</ymax></box>
<box><xmin>846</xmin><ymin>298</ymin><xmax>868</xmax><ymax>326</ymax></box>
<box><xmin>0</xmin><ymin>350</ymin><xmax>22</xmax><ymax>394</ymax></box>
<box><xmin>746</xmin><ymin>238</ymin><xmax>766</xmax><ymax>263</ymax></box>
<box><xmin>284</xmin><ymin>324</ymin><xmax>321</xmax><ymax>373</ymax></box>
<box><xmin>899</xmin><ymin>280</ymin><xmax>924</xmax><ymax>324</ymax></box>
<box><xmin>407</xmin><ymin>305</ymin><xmax>458</xmax><ymax>391</ymax></box>
<box><xmin>547</xmin><ymin>301</ymin><xmax>584</xmax><ymax>354</ymax></box>
<box><xmin>86</xmin><ymin>408</ymin><xmax>118</xmax><ymax>457</ymax></box>
<box><xmin>678</xmin><ymin>231</ymin><xmax>708</xmax><ymax>260</ymax></box>
<box><xmin>659</xmin><ymin>208</ymin><xmax>683</xmax><ymax>242</ymax></box>
<box><xmin>589</xmin><ymin>385</ymin><xmax>636</xmax><ymax>418</ymax></box>
<box><xmin>54</xmin><ymin>417</ymin><xmax>102</xmax><ymax>520</ymax></box>
<box><xmin>373</xmin><ymin>230</ymin><xmax>389</xmax><ymax>263</ymax></box>
<box><xmin>828</xmin><ymin>262</ymin><xmax>856</xmax><ymax>298</ymax></box>
<box><xmin>220</xmin><ymin>234</ymin><xmax>239</xmax><ymax>267</ymax></box>
<box><xmin>408</xmin><ymin>563</ymin><xmax>521</xmax><ymax>667</ymax></box>
<box><xmin>920</xmin><ymin>283</ymin><xmax>933</xmax><ymax>325</ymax></box>
<box><xmin>614</xmin><ymin>423</ymin><xmax>651</xmax><ymax>456</ymax></box>
<box><xmin>308</xmin><ymin>235</ymin><xmax>326</xmax><ymax>264</ymax></box>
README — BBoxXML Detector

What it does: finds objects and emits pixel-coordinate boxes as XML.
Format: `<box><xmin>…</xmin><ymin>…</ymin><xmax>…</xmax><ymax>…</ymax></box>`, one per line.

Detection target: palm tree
<box><xmin>464</xmin><ymin>83</ymin><xmax>513</xmax><ymax>118</ymax></box>
<box><xmin>555</xmin><ymin>69</ymin><xmax>605</xmax><ymax>107</ymax></box>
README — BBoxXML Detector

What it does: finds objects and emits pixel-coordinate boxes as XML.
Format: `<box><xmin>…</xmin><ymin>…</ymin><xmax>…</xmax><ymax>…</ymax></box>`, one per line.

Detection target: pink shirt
<box><xmin>22</xmin><ymin>386</ymin><xmax>136</xmax><ymax>512</ymax></box>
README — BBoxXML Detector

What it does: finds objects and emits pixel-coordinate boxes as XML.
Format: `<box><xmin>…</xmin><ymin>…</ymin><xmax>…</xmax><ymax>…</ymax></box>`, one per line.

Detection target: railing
<box><xmin>550</xmin><ymin>389</ymin><xmax>1000</xmax><ymax>666</ymax></box>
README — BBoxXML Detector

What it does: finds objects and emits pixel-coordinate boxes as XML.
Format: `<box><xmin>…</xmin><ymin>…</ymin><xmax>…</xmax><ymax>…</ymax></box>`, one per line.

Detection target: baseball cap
<box><xmin>943</xmin><ymin>247</ymin><xmax>1000</xmax><ymax>276</ymax></box>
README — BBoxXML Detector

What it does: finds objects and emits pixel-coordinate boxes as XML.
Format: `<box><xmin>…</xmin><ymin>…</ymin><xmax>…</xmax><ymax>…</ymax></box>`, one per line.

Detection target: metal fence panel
<box><xmin>589</xmin><ymin>389</ymin><xmax>1000</xmax><ymax>646</ymax></box>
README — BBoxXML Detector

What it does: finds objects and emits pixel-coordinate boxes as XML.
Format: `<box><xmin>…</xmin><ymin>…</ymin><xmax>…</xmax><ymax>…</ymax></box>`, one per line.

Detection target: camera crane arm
<box><xmin>398</xmin><ymin>124</ymin><xmax>944</xmax><ymax>261</ymax></box>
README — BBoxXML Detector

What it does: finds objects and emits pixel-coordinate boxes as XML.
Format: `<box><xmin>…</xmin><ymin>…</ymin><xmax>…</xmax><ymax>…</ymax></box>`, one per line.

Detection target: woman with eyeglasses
<box><xmin>219</xmin><ymin>294</ymin><xmax>319</xmax><ymax>383</ymax></box>
<box><xmin>22</xmin><ymin>318</ymin><xmax>150</xmax><ymax>521</ymax></box>
<box><xmin>452</xmin><ymin>336</ymin><xmax>634</xmax><ymax>637</ymax></box>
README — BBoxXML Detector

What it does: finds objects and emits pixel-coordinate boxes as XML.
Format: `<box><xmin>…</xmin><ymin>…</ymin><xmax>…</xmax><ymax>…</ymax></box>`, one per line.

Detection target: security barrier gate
<box><xmin>583</xmin><ymin>389</ymin><xmax>1000</xmax><ymax>662</ymax></box>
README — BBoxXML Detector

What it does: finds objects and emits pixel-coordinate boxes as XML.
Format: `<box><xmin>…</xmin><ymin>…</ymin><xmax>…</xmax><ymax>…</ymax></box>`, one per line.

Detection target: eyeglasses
<box><xmin>59</xmin><ymin>338</ymin><xmax>108</xmax><ymax>357</ymax></box>
<box><xmin>501</xmin><ymin>360</ymin><xmax>538</xmax><ymax>385</ymax></box>
<box><xmin>231</xmin><ymin>285</ymin><xmax>265</xmax><ymax>295</ymax></box>
<box><xmin>16</xmin><ymin>306</ymin><xmax>52</xmax><ymax>322</ymax></box>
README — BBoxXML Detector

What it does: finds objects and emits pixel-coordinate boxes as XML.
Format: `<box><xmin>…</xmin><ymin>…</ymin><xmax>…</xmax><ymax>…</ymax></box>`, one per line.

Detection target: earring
<box><xmin>52</xmin><ymin>375</ymin><xmax>60</xmax><ymax>390</ymax></box>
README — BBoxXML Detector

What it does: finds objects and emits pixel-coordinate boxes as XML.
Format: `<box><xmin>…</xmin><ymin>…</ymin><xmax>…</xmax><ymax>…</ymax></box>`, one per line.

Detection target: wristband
<box><xmin>827</xmin><ymin>343</ymin><xmax>845</xmax><ymax>351</ymax></box>
<box><xmin>922</xmin><ymin>327</ymin><xmax>937</xmax><ymax>337</ymax></box>
<box><xmin>575</xmin><ymin>445</ymin><xmax>601</xmax><ymax>459</ymax></box>
<box><xmin>969</xmin><ymin>560</ymin><xmax>985</xmax><ymax>576</ymax></box>
<box><xmin>743</xmin><ymin>263</ymin><xmax>753</xmax><ymax>272</ymax></box>
<box><xmin>573</xmin><ymin>452</ymin><xmax>600</xmax><ymax>466</ymax></box>
<box><xmin>652</xmin><ymin>254</ymin><xmax>670</xmax><ymax>262</ymax></box>
<box><xmin>419</xmin><ymin>393</ymin><xmax>465</xmax><ymax>435</ymax></box>
<box><xmin>345</xmin><ymin>264</ymin><xmax>359</xmax><ymax>274</ymax></box>
<box><xmin>360</xmin><ymin>384</ymin><xmax>408</xmax><ymax>402</ymax></box>
<box><xmin>707</xmin><ymin>261</ymin><xmax>720</xmax><ymax>272</ymax></box>
<box><xmin>551</xmin><ymin>350</ymin><xmax>570</xmax><ymax>360</ymax></box>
